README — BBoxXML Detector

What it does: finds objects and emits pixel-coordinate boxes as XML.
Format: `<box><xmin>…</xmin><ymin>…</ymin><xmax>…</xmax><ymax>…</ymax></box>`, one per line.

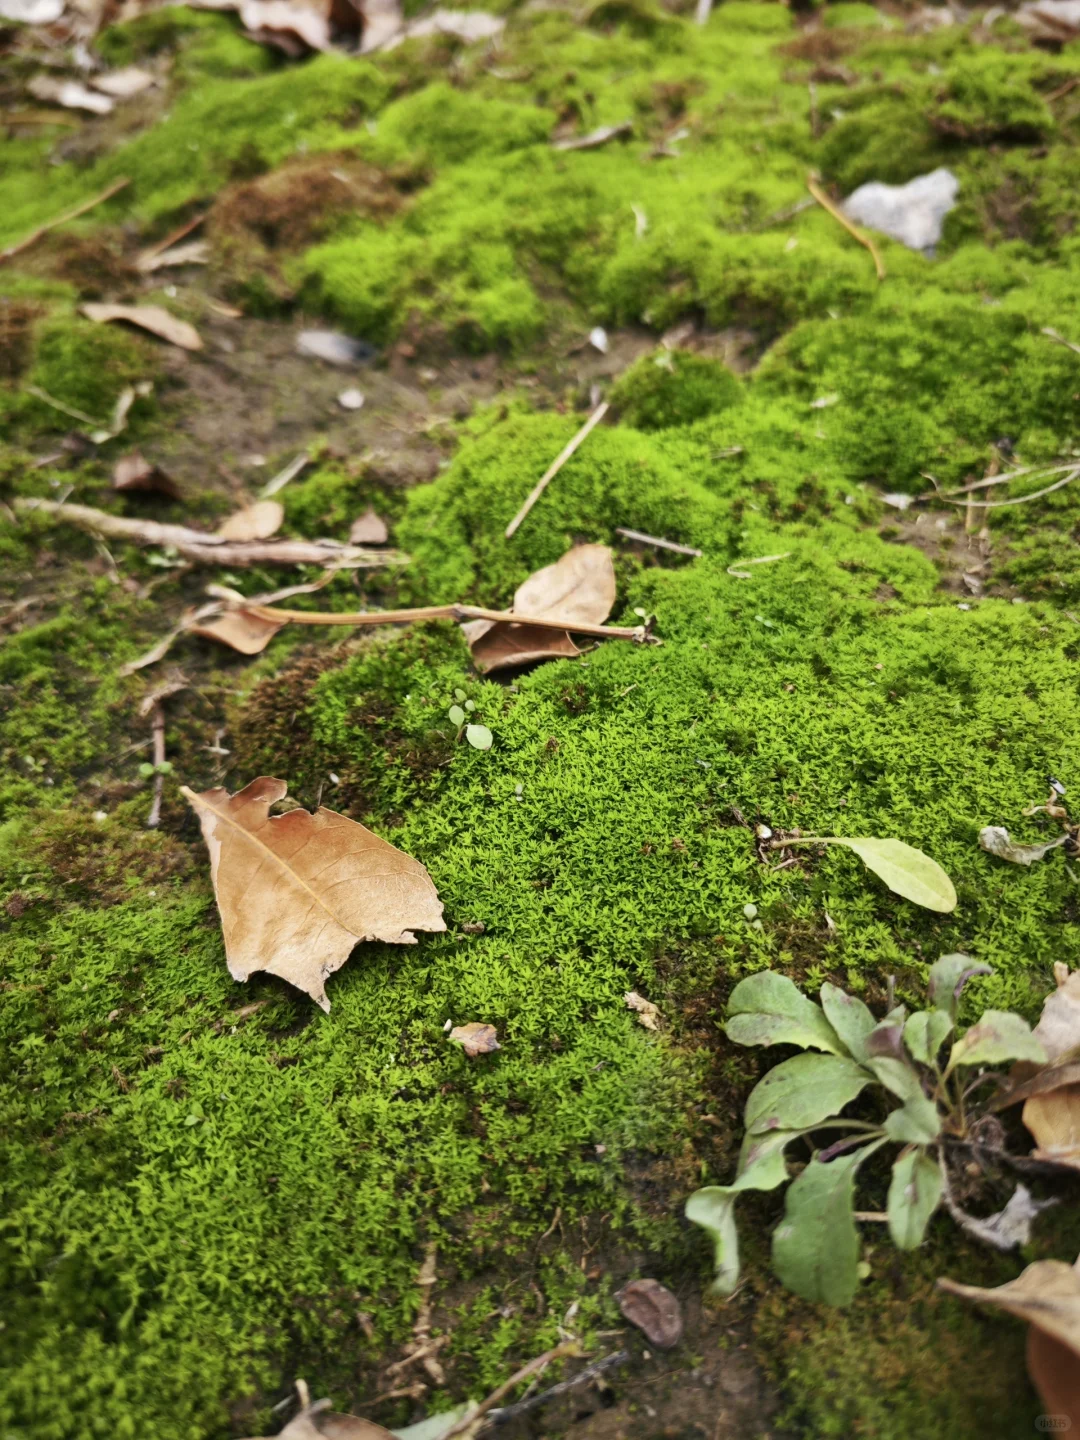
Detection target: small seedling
<box><xmin>139</xmin><ymin>760</ymin><xmax>173</xmax><ymax>778</ymax></box>
<box><xmin>686</xmin><ymin>955</ymin><xmax>1048</xmax><ymax>1306</ymax></box>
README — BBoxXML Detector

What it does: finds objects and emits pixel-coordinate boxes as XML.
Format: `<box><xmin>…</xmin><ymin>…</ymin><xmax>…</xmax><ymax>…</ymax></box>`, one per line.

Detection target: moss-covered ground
<box><xmin>5</xmin><ymin>1</ymin><xmax>1080</xmax><ymax>1436</ymax></box>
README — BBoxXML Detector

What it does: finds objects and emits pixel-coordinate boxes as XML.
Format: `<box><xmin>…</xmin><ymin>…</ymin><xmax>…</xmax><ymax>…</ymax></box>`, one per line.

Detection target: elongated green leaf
<box><xmin>887</xmin><ymin>1147</ymin><xmax>943</xmax><ymax>1250</ymax></box>
<box><xmin>904</xmin><ymin>1009</ymin><xmax>953</xmax><ymax>1066</ymax></box>
<box><xmin>948</xmin><ymin>1011</ymin><xmax>1047</xmax><ymax>1070</ymax></box>
<box><xmin>685</xmin><ymin>1129</ymin><xmax>800</xmax><ymax>1294</ymax></box>
<box><xmin>884</xmin><ymin>1094</ymin><xmax>941</xmax><ymax>1144</ymax></box>
<box><xmin>826</xmin><ymin>837</ymin><xmax>957</xmax><ymax>913</ymax></box>
<box><xmin>927</xmin><ymin>953</ymin><xmax>992</xmax><ymax>1021</ymax></box>
<box><xmin>865</xmin><ymin>1022</ymin><xmax>924</xmax><ymax>1103</ymax></box>
<box><xmin>725</xmin><ymin>972</ymin><xmax>844</xmax><ymax>1054</ymax></box>
<box><xmin>745</xmin><ymin>1053</ymin><xmax>871</xmax><ymax>1134</ymax></box>
<box><xmin>820</xmin><ymin>983</ymin><xmax>876</xmax><ymax>1062</ymax></box>
<box><xmin>772</xmin><ymin>1140</ymin><xmax>885</xmax><ymax>1306</ymax></box>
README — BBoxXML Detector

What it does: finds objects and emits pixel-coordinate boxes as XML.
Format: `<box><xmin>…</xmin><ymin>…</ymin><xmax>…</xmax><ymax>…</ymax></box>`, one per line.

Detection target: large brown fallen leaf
<box><xmin>217</xmin><ymin>499</ymin><xmax>284</xmax><ymax>542</ymax></box>
<box><xmin>189</xmin><ymin>607</ymin><xmax>288</xmax><ymax>655</ymax></box>
<box><xmin>81</xmin><ymin>302</ymin><xmax>203</xmax><ymax>352</ymax></box>
<box><xmin>939</xmin><ymin>1256</ymin><xmax>1080</xmax><ymax>1426</ymax></box>
<box><xmin>182</xmin><ymin>777</ymin><xmax>445</xmax><ymax>1010</ymax></box>
<box><xmin>463</xmin><ymin>543</ymin><xmax>616</xmax><ymax>673</ymax></box>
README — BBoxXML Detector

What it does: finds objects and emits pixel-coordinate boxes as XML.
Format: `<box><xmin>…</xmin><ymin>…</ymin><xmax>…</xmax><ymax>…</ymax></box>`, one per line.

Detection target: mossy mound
<box><xmin>5</xmin><ymin>1</ymin><xmax>1080</xmax><ymax>1436</ymax></box>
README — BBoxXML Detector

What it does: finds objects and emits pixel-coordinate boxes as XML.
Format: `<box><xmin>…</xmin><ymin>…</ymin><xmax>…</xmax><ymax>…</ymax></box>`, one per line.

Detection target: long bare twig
<box><xmin>1</xmin><ymin>177</ymin><xmax>131</xmax><ymax>265</ymax></box>
<box><xmin>247</xmin><ymin>601</ymin><xmax>645</xmax><ymax>642</ymax></box>
<box><xmin>145</xmin><ymin>702</ymin><xmax>166</xmax><ymax>829</ymax></box>
<box><xmin>12</xmin><ymin>498</ymin><xmax>404</xmax><ymax>569</ymax></box>
<box><xmin>615</xmin><ymin>527</ymin><xmax>702</xmax><ymax>557</ymax></box>
<box><xmin>489</xmin><ymin>1349</ymin><xmax>629</xmax><ymax>1425</ymax></box>
<box><xmin>504</xmin><ymin>402</ymin><xmax>609</xmax><ymax>539</ymax></box>
<box><xmin>441</xmin><ymin>1341</ymin><xmax>582</xmax><ymax>1439</ymax></box>
<box><xmin>807</xmin><ymin>172</ymin><xmax>885</xmax><ymax>281</ymax></box>
<box><xmin>933</xmin><ymin>468</ymin><xmax>1080</xmax><ymax>510</ymax></box>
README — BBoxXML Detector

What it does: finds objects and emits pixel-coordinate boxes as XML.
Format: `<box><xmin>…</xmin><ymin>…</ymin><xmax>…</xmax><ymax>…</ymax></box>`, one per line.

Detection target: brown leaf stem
<box><xmin>247</xmin><ymin>601</ymin><xmax>645</xmax><ymax>641</ymax></box>
<box><xmin>807</xmin><ymin>172</ymin><xmax>885</xmax><ymax>281</ymax></box>
<box><xmin>0</xmin><ymin>177</ymin><xmax>130</xmax><ymax>265</ymax></box>
<box><xmin>441</xmin><ymin>1341</ymin><xmax>583</xmax><ymax>1439</ymax></box>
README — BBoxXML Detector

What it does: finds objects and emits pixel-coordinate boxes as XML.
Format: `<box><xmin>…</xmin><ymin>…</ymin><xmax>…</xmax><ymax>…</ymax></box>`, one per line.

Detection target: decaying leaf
<box><xmin>349</xmin><ymin>507</ymin><xmax>389</xmax><ymax>545</ymax></box>
<box><xmin>244</xmin><ymin>1380</ymin><xmax>395</xmax><ymax>1438</ymax></box>
<box><xmin>27</xmin><ymin>75</ymin><xmax>114</xmax><ymax>115</ymax></box>
<box><xmin>1024</xmin><ymin>1085</ymin><xmax>1080</xmax><ymax>1171</ymax></box>
<box><xmin>182</xmin><ymin>777</ymin><xmax>445</xmax><ymax>1010</ymax></box>
<box><xmin>236</xmin><ymin>0</ymin><xmax>333</xmax><ymax>54</ymax></box>
<box><xmin>381</xmin><ymin>7</ymin><xmax>503</xmax><ymax>47</ymax></box>
<box><xmin>625</xmin><ymin>990</ymin><xmax>659</xmax><ymax>1030</ymax></box>
<box><xmin>81</xmin><ymin>302</ymin><xmax>203</xmax><ymax>352</ymax></box>
<box><xmin>617</xmin><ymin>1278</ymin><xmax>683</xmax><ymax>1349</ymax></box>
<box><xmin>939</xmin><ymin>1256</ymin><xmax>1080</xmax><ymax>1359</ymax></box>
<box><xmin>138</xmin><ymin>241</ymin><xmax>210</xmax><ymax>273</ymax></box>
<box><xmin>1033</xmin><ymin>962</ymin><xmax>1080</xmax><ymax>1065</ymax></box>
<box><xmin>979</xmin><ymin>824</ymin><xmax>1068</xmax><ymax>866</ymax></box>
<box><xmin>448</xmin><ymin>1021</ymin><xmax>500</xmax><ymax>1057</ymax></box>
<box><xmin>944</xmin><ymin>1181</ymin><xmax>1056</xmax><ymax>1251</ymax></box>
<box><xmin>552</xmin><ymin>120</ymin><xmax>633</xmax><ymax>152</ymax></box>
<box><xmin>217</xmin><ymin>499</ymin><xmax>284</xmax><ymax>542</ymax></box>
<box><xmin>190</xmin><ymin>607</ymin><xmax>288</xmax><ymax>656</ymax></box>
<box><xmin>947</xmin><ymin>1011</ymin><xmax>1045</xmax><ymax>1070</ymax></box>
<box><xmin>113</xmin><ymin>449</ymin><xmax>181</xmax><ymax>499</ymax></box>
<box><xmin>464</xmin><ymin>543</ymin><xmax>616</xmax><ymax>673</ymax></box>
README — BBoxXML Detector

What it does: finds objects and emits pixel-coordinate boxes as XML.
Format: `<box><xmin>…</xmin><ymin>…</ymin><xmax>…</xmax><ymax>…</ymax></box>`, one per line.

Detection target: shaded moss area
<box><xmin>5</xmin><ymin>2</ymin><xmax>1080</xmax><ymax>1437</ymax></box>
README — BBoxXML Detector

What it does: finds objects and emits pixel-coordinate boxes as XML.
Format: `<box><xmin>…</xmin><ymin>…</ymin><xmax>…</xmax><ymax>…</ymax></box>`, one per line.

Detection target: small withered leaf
<box><xmin>182</xmin><ymin>777</ymin><xmax>445</xmax><ymax>1010</ymax></box>
<box><xmin>349</xmin><ymin>507</ymin><xmax>389</xmax><ymax>545</ymax></box>
<box><xmin>217</xmin><ymin>500</ymin><xmax>284</xmax><ymax>542</ymax></box>
<box><xmin>617</xmin><ymin>1278</ymin><xmax>683</xmax><ymax>1349</ymax></box>
<box><xmin>81</xmin><ymin>302</ymin><xmax>203</xmax><ymax>352</ymax></box>
<box><xmin>625</xmin><ymin>990</ymin><xmax>660</xmax><ymax>1030</ymax></box>
<box><xmin>448</xmin><ymin>1022</ymin><xmax>500</xmax><ymax>1057</ymax></box>
<box><xmin>113</xmin><ymin>449</ymin><xmax>182</xmax><ymax>499</ymax></box>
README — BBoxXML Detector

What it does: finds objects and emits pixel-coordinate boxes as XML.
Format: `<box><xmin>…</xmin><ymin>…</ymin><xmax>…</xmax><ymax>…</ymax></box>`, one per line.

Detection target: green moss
<box><xmin>22</xmin><ymin>314</ymin><xmax>154</xmax><ymax>433</ymax></box>
<box><xmin>609</xmin><ymin>348</ymin><xmax>743</xmax><ymax>430</ymax></box>
<box><xmin>97</xmin><ymin>8</ymin><xmax>276</xmax><ymax>79</ymax></box>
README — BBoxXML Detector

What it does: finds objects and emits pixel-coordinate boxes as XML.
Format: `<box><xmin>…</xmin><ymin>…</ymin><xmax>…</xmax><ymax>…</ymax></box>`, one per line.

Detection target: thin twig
<box><xmin>615</xmin><ymin>527</ymin><xmax>702</xmax><ymax>557</ymax></box>
<box><xmin>934</xmin><ymin>468</ymin><xmax>1080</xmax><ymax>509</ymax></box>
<box><xmin>247</xmin><ymin>601</ymin><xmax>645</xmax><ymax>643</ymax></box>
<box><xmin>919</xmin><ymin>461</ymin><xmax>1080</xmax><ymax>501</ymax></box>
<box><xmin>489</xmin><ymin>1349</ymin><xmax>629</xmax><ymax>1425</ymax></box>
<box><xmin>505</xmin><ymin>402</ymin><xmax>609</xmax><ymax>539</ymax></box>
<box><xmin>694</xmin><ymin>0</ymin><xmax>712</xmax><ymax>23</ymax></box>
<box><xmin>136</xmin><ymin>210</ymin><xmax>208</xmax><ymax>271</ymax></box>
<box><xmin>1042</xmin><ymin>325</ymin><xmax>1080</xmax><ymax>357</ymax></box>
<box><xmin>1</xmin><ymin>177</ymin><xmax>130</xmax><ymax>265</ymax></box>
<box><xmin>807</xmin><ymin>173</ymin><xmax>885</xmax><ymax>281</ymax></box>
<box><xmin>442</xmin><ymin>1341</ymin><xmax>582</xmax><ymax>1439</ymax></box>
<box><xmin>146</xmin><ymin>702</ymin><xmax>166</xmax><ymax>829</ymax></box>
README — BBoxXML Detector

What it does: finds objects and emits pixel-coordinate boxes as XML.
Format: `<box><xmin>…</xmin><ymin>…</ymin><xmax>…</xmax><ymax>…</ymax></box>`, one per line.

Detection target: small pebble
<box><xmin>743</xmin><ymin>903</ymin><xmax>758</xmax><ymax>920</ymax></box>
<box><xmin>338</xmin><ymin>387</ymin><xmax>365</xmax><ymax>411</ymax></box>
<box><xmin>589</xmin><ymin>326</ymin><xmax>609</xmax><ymax>354</ymax></box>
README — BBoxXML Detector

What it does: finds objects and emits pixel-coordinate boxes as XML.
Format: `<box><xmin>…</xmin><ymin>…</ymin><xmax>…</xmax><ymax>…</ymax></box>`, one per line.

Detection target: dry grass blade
<box><xmin>80</xmin><ymin>303</ymin><xmax>203</xmax><ymax>352</ymax></box>
<box><xmin>182</xmin><ymin>777</ymin><xmax>446</xmax><ymax>1010</ymax></box>
<box><xmin>504</xmin><ymin>402</ymin><xmax>609</xmax><ymax>538</ymax></box>
<box><xmin>615</xmin><ymin>527</ymin><xmax>702</xmax><ymax>557</ymax></box>
<box><xmin>807</xmin><ymin>173</ymin><xmax>885</xmax><ymax>281</ymax></box>
<box><xmin>934</xmin><ymin>468</ymin><xmax>1080</xmax><ymax>509</ymax></box>
<box><xmin>0</xmin><ymin>177</ymin><xmax>130</xmax><ymax>265</ymax></box>
<box><xmin>441</xmin><ymin>1341</ymin><xmax>582</xmax><ymax>1438</ymax></box>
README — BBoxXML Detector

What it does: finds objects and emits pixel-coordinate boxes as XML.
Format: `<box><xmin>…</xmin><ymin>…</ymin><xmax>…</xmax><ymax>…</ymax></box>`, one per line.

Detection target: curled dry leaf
<box><xmin>625</xmin><ymin>990</ymin><xmax>660</xmax><ymax>1031</ymax></box>
<box><xmin>939</xmin><ymin>1255</ymin><xmax>1080</xmax><ymax>1424</ymax></box>
<box><xmin>138</xmin><ymin>241</ymin><xmax>210</xmax><ymax>273</ymax></box>
<box><xmin>464</xmin><ymin>543</ymin><xmax>616</xmax><ymax>673</ymax></box>
<box><xmin>1018</xmin><ymin>963</ymin><xmax>1080</xmax><ymax>1170</ymax></box>
<box><xmin>349</xmin><ymin>507</ymin><xmax>389</xmax><ymax>545</ymax></box>
<box><xmin>617</xmin><ymin>1279</ymin><xmax>683</xmax><ymax>1349</ymax></box>
<box><xmin>448</xmin><ymin>1022</ymin><xmax>500</xmax><ymax>1057</ymax></box>
<box><xmin>81</xmin><ymin>303</ymin><xmax>203</xmax><ymax>352</ymax></box>
<box><xmin>113</xmin><ymin>449</ymin><xmax>181</xmax><ymax>500</ymax></box>
<box><xmin>1033</xmin><ymin>962</ymin><xmax>1080</xmax><ymax>1065</ymax></box>
<box><xmin>190</xmin><ymin>607</ymin><xmax>288</xmax><ymax>655</ymax></box>
<box><xmin>91</xmin><ymin>67</ymin><xmax>156</xmax><ymax>99</ymax></box>
<box><xmin>217</xmin><ymin>499</ymin><xmax>284</xmax><ymax>542</ymax></box>
<box><xmin>182</xmin><ymin>777</ymin><xmax>445</xmax><ymax>1010</ymax></box>
<box><xmin>244</xmin><ymin>1383</ymin><xmax>395</xmax><ymax>1439</ymax></box>
<box><xmin>979</xmin><ymin>824</ymin><xmax>1068</xmax><ymax>866</ymax></box>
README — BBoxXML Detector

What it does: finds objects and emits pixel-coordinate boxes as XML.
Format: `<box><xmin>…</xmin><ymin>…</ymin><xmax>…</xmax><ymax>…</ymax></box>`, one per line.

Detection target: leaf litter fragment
<box><xmin>296</xmin><ymin>329</ymin><xmax>375</xmax><ymax>365</ymax></box>
<box><xmin>113</xmin><ymin>449</ymin><xmax>181</xmax><ymax>499</ymax></box>
<box><xmin>616</xmin><ymin>1279</ymin><xmax>683</xmax><ymax>1349</ymax></box>
<box><xmin>463</xmin><ymin>543</ymin><xmax>617</xmax><ymax>672</ymax></box>
<box><xmin>349</xmin><ymin>507</ymin><xmax>389</xmax><ymax>544</ymax></box>
<box><xmin>979</xmin><ymin>824</ymin><xmax>1068</xmax><ymax>866</ymax></box>
<box><xmin>81</xmin><ymin>303</ymin><xmax>203</xmax><ymax>352</ymax></box>
<box><xmin>216</xmin><ymin>499</ymin><xmax>284</xmax><ymax>542</ymax></box>
<box><xmin>625</xmin><ymin>990</ymin><xmax>660</xmax><ymax>1030</ymax></box>
<box><xmin>182</xmin><ymin>777</ymin><xmax>445</xmax><ymax>1010</ymax></box>
<box><xmin>448</xmin><ymin>1022</ymin><xmax>500</xmax><ymax>1057</ymax></box>
<box><xmin>27</xmin><ymin>75</ymin><xmax>113</xmax><ymax>114</ymax></box>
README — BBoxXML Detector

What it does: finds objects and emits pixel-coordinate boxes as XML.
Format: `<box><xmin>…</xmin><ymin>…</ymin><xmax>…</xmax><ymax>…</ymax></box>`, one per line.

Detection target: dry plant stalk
<box><xmin>0</xmin><ymin>177</ymin><xmax>130</xmax><ymax>265</ymax></box>
<box><xmin>504</xmin><ymin>401</ymin><xmax>609</xmax><ymax>538</ymax></box>
<box><xmin>807</xmin><ymin>173</ymin><xmax>885</xmax><ymax>281</ymax></box>
<box><xmin>247</xmin><ymin>600</ymin><xmax>644</xmax><ymax>642</ymax></box>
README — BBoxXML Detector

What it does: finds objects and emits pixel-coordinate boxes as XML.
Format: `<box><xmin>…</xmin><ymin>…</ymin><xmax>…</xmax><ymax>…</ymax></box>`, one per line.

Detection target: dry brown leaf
<box><xmin>81</xmin><ymin>302</ymin><xmax>203</xmax><ymax>352</ymax></box>
<box><xmin>245</xmin><ymin>1386</ymin><xmax>395</xmax><ymax>1439</ymax></box>
<box><xmin>238</xmin><ymin>0</ymin><xmax>333</xmax><ymax>53</ymax></box>
<box><xmin>217</xmin><ymin>499</ymin><xmax>284</xmax><ymax>542</ymax></box>
<box><xmin>466</xmin><ymin>543</ymin><xmax>616</xmax><ymax>673</ymax></box>
<box><xmin>190</xmin><ymin>607</ymin><xmax>288</xmax><ymax>655</ymax></box>
<box><xmin>349</xmin><ymin>507</ymin><xmax>389</xmax><ymax>545</ymax></box>
<box><xmin>1028</xmin><ymin>1327</ymin><xmax>1080</xmax><ymax>1429</ymax></box>
<box><xmin>1034</xmin><ymin>962</ymin><xmax>1080</xmax><ymax>1064</ymax></box>
<box><xmin>182</xmin><ymin>777</ymin><xmax>445</xmax><ymax>1010</ymax></box>
<box><xmin>1024</xmin><ymin>1085</ymin><xmax>1080</xmax><ymax>1170</ymax></box>
<box><xmin>113</xmin><ymin>449</ymin><xmax>181</xmax><ymax>499</ymax></box>
<box><xmin>940</xmin><ymin>1256</ymin><xmax>1080</xmax><ymax>1424</ymax></box>
<box><xmin>138</xmin><ymin>241</ymin><xmax>210</xmax><ymax>273</ymax></box>
<box><xmin>617</xmin><ymin>1279</ymin><xmax>683</xmax><ymax>1349</ymax></box>
<box><xmin>625</xmin><ymin>990</ymin><xmax>659</xmax><ymax>1031</ymax></box>
<box><xmin>448</xmin><ymin>1021</ymin><xmax>500</xmax><ymax>1057</ymax></box>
